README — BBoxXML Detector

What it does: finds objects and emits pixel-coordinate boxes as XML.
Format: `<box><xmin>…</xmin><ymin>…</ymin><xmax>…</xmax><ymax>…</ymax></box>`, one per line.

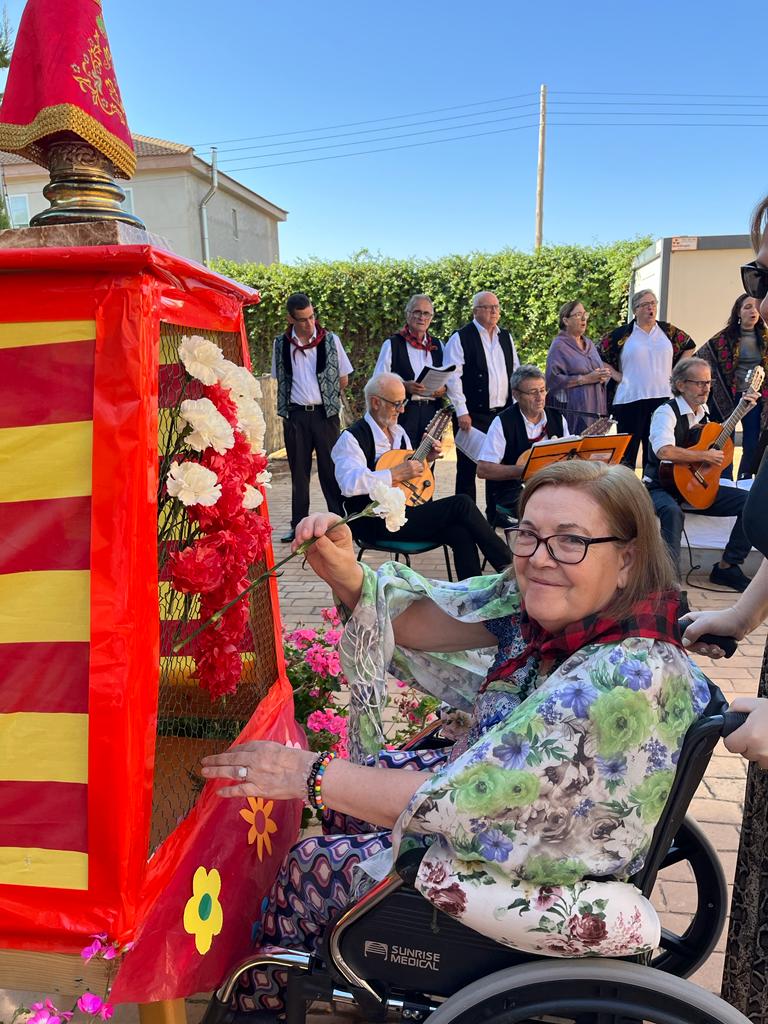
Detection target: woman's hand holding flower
<box><xmin>294</xmin><ymin>513</ymin><xmax>364</xmax><ymax>610</ymax></box>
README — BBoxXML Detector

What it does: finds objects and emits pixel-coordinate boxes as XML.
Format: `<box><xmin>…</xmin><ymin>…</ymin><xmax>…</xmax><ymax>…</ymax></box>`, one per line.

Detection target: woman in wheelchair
<box><xmin>201</xmin><ymin>460</ymin><xmax>712</xmax><ymax>1016</ymax></box>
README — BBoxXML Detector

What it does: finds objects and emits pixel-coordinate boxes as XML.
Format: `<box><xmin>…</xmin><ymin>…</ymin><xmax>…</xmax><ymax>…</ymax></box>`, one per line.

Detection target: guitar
<box><xmin>376</xmin><ymin>404</ymin><xmax>454</xmax><ymax>507</ymax></box>
<box><xmin>659</xmin><ymin>365</ymin><xmax>765</xmax><ymax>509</ymax></box>
<box><xmin>513</xmin><ymin>415</ymin><xmax>617</xmax><ymax>466</ymax></box>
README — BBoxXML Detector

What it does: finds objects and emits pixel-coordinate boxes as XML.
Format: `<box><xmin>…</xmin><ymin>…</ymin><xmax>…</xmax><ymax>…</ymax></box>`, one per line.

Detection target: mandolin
<box><xmin>376</xmin><ymin>404</ymin><xmax>454</xmax><ymax>507</ymax></box>
<box><xmin>658</xmin><ymin>365</ymin><xmax>765</xmax><ymax>509</ymax></box>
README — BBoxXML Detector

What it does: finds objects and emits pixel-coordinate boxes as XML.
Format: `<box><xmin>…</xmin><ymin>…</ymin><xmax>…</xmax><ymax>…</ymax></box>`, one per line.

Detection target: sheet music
<box><xmin>454</xmin><ymin>426</ymin><xmax>488</xmax><ymax>463</ymax></box>
<box><xmin>414</xmin><ymin>364</ymin><xmax>456</xmax><ymax>395</ymax></box>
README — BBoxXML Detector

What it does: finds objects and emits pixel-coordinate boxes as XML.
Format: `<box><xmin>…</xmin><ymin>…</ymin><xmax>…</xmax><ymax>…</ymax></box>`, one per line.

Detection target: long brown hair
<box><xmin>518</xmin><ymin>461</ymin><xmax>677</xmax><ymax>621</ymax></box>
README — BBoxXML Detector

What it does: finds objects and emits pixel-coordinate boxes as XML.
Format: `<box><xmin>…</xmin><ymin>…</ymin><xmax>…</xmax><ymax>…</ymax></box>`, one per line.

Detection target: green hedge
<box><xmin>214</xmin><ymin>240</ymin><xmax>649</xmax><ymax>413</ymax></box>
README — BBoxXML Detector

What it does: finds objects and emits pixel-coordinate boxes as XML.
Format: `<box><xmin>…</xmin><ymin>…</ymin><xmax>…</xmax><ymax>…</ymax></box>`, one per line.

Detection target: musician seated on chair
<box><xmin>477</xmin><ymin>364</ymin><xmax>569</xmax><ymax>523</ymax></box>
<box><xmin>331</xmin><ymin>372</ymin><xmax>511</xmax><ymax>580</ymax></box>
<box><xmin>643</xmin><ymin>357</ymin><xmax>756</xmax><ymax>592</ymax></box>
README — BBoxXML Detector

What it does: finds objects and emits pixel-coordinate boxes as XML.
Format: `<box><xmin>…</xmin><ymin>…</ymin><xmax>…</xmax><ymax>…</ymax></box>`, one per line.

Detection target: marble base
<box><xmin>0</xmin><ymin>221</ymin><xmax>172</xmax><ymax>251</ymax></box>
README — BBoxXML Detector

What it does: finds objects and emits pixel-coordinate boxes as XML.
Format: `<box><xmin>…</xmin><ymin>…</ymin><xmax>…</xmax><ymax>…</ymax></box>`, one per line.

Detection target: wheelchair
<box><xmin>202</xmin><ymin>694</ymin><xmax>749</xmax><ymax>1024</ymax></box>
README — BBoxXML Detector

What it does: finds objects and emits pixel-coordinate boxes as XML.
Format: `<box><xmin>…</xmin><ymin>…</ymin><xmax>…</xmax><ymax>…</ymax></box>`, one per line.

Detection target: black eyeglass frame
<box><xmin>376</xmin><ymin>395</ymin><xmax>408</xmax><ymax>410</ymax></box>
<box><xmin>741</xmin><ymin>261</ymin><xmax>768</xmax><ymax>302</ymax></box>
<box><xmin>507</xmin><ymin>527</ymin><xmax>627</xmax><ymax>565</ymax></box>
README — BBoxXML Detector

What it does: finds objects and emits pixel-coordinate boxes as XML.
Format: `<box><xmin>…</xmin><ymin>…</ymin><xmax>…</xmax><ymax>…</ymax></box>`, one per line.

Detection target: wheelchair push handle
<box><xmin>678</xmin><ymin>616</ymin><xmax>738</xmax><ymax>658</ymax></box>
<box><xmin>722</xmin><ymin>711</ymin><xmax>750</xmax><ymax>737</ymax></box>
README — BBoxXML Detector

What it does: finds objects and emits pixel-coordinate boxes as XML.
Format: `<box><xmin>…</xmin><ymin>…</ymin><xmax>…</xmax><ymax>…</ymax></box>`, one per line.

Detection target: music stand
<box><xmin>521</xmin><ymin>433</ymin><xmax>632</xmax><ymax>480</ymax></box>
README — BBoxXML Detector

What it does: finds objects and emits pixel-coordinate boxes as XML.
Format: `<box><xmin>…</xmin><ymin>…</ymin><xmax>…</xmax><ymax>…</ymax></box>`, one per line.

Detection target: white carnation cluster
<box><xmin>166</xmin><ymin>335</ymin><xmax>269</xmax><ymax>509</ymax></box>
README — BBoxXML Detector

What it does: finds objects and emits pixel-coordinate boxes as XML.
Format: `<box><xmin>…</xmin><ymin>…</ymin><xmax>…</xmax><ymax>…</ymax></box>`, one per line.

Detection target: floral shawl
<box><xmin>340</xmin><ymin>562</ymin><xmax>712</xmax><ymax>958</ymax></box>
<box><xmin>696</xmin><ymin>325</ymin><xmax>768</xmax><ymax>432</ymax></box>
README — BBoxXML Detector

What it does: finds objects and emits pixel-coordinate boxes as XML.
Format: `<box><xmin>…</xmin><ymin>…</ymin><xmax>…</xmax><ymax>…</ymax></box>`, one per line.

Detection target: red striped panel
<box><xmin>158</xmin><ymin>364</ymin><xmax>204</xmax><ymax>409</ymax></box>
<box><xmin>0</xmin><ymin>781</ymin><xmax>88</xmax><ymax>852</ymax></box>
<box><xmin>0</xmin><ymin>497</ymin><xmax>91</xmax><ymax>573</ymax></box>
<box><xmin>0</xmin><ymin>643</ymin><xmax>90</xmax><ymax>713</ymax></box>
<box><xmin>0</xmin><ymin>339</ymin><xmax>95</xmax><ymax>428</ymax></box>
<box><xmin>160</xmin><ymin>619</ymin><xmax>253</xmax><ymax>657</ymax></box>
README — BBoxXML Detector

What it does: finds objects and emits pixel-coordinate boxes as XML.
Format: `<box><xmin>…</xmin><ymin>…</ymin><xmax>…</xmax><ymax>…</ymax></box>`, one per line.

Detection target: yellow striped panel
<box><xmin>0</xmin><ymin>420</ymin><xmax>92</xmax><ymax>502</ymax></box>
<box><xmin>0</xmin><ymin>847</ymin><xmax>88</xmax><ymax>890</ymax></box>
<box><xmin>159</xmin><ymin>338</ymin><xmax>179</xmax><ymax>366</ymax></box>
<box><xmin>0</xmin><ymin>571</ymin><xmax>90</xmax><ymax>643</ymax></box>
<box><xmin>159</xmin><ymin>581</ymin><xmax>200</xmax><ymax>621</ymax></box>
<box><xmin>159</xmin><ymin>406</ymin><xmax>185</xmax><ymax>446</ymax></box>
<box><xmin>160</xmin><ymin>653</ymin><xmax>255</xmax><ymax>686</ymax></box>
<box><xmin>0</xmin><ymin>320</ymin><xmax>96</xmax><ymax>351</ymax></box>
<box><xmin>0</xmin><ymin>713</ymin><xmax>88</xmax><ymax>783</ymax></box>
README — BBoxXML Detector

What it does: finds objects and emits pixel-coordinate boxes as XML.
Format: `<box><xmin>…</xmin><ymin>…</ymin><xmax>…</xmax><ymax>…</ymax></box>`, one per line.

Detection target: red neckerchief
<box><xmin>483</xmin><ymin>589</ymin><xmax>683</xmax><ymax>689</ymax></box>
<box><xmin>528</xmin><ymin>417</ymin><xmax>549</xmax><ymax>443</ymax></box>
<box><xmin>401</xmin><ymin>324</ymin><xmax>436</xmax><ymax>352</ymax></box>
<box><xmin>286</xmin><ymin>324</ymin><xmax>327</xmax><ymax>356</ymax></box>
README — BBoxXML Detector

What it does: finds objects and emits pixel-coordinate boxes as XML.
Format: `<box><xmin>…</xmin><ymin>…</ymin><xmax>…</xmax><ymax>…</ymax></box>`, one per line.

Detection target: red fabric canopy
<box><xmin>0</xmin><ymin>0</ymin><xmax>135</xmax><ymax>177</ymax></box>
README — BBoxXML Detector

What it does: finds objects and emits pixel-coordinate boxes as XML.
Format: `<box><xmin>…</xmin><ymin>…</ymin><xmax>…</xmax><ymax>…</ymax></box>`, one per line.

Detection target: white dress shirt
<box><xmin>648</xmin><ymin>395</ymin><xmax>707</xmax><ymax>461</ymax></box>
<box><xmin>331</xmin><ymin>413</ymin><xmax>413</xmax><ymax>497</ymax></box>
<box><xmin>373</xmin><ymin>337</ymin><xmax>444</xmax><ymax>400</ymax></box>
<box><xmin>445</xmin><ymin>320</ymin><xmax>520</xmax><ymax>417</ymax></box>
<box><xmin>479</xmin><ymin>410</ymin><xmax>569</xmax><ymax>463</ymax></box>
<box><xmin>613</xmin><ymin>323</ymin><xmax>672</xmax><ymax>405</ymax></box>
<box><xmin>271</xmin><ymin>330</ymin><xmax>353</xmax><ymax>406</ymax></box>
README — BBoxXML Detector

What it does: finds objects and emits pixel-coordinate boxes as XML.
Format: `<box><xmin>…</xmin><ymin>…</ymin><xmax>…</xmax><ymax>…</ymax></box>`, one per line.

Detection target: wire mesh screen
<box><xmin>152</xmin><ymin>322</ymin><xmax>278</xmax><ymax>854</ymax></box>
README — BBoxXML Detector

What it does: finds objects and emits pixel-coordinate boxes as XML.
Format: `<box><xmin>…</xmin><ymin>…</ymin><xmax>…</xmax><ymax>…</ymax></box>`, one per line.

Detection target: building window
<box><xmin>8</xmin><ymin>194</ymin><xmax>30</xmax><ymax>228</ymax></box>
<box><xmin>231</xmin><ymin>208</ymin><xmax>239</xmax><ymax>239</ymax></box>
<box><xmin>123</xmin><ymin>187</ymin><xmax>134</xmax><ymax>215</ymax></box>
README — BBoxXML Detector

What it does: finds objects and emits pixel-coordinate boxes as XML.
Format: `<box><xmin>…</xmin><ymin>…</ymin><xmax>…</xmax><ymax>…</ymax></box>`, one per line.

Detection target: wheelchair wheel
<box><xmin>650</xmin><ymin>815</ymin><xmax>727</xmax><ymax>977</ymax></box>
<box><xmin>425</xmin><ymin>959</ymin><xmax>750</xmax><ymax>1024</ymax></box>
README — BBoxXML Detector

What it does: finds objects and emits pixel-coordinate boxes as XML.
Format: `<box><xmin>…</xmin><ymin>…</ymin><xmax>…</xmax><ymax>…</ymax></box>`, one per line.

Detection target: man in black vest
<box><xmin>373</xmin><ymin>294</ymin><xmax>448</xmax><ymax>444</ymax></box>
<box><xmin>271</xmin><ymin>293</ymin><xmax>353</xmax><ymax>543</ymax></box>
<box><xmin>331</xmin><ymin>373</ymin><xmax>512</xmax><ymax>580</ymax></box>
<box><xmin>477</xmin><ymin>365</ymin><xmax>569</xmax><ymax>520</ymax></box>
<box><xmin>644</xmin><ymin>357</ymin><xmax>755</xmax><ymax>590</ymax></box>
<box><xmin>445</xmin><ymin>291</ymin><xmax>519</xmax><ymax>523</ymax></box>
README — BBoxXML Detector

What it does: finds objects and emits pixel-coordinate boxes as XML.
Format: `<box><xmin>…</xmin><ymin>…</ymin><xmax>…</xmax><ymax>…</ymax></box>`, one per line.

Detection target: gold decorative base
<box><xmin>29</xmin><ymin>138</ymin><xmax>145</xmax><ymax>229</ymax></box>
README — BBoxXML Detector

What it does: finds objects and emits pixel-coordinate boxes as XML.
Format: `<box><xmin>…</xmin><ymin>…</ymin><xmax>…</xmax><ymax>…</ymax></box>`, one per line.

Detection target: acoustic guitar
<box><xmin>513</xmin><ymin>415</ymin><xmax>617</xmax><ymax>466</ymax></box>
<box><xmin>376</xmin><ymin>404</ymin><xmax>454</xmax><ymax>507</ymax></box>
<box><xmin>658</xmin><ymin>365</ymin><xmax>765</xmax><ymax>509</ymax></box>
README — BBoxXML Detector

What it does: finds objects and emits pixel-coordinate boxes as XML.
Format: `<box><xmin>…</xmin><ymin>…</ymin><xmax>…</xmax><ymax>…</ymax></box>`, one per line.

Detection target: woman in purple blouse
<box><xmin>545</xmin><ymin>300</ymin><xmax>617</xmax><ymax>435</ymax></box>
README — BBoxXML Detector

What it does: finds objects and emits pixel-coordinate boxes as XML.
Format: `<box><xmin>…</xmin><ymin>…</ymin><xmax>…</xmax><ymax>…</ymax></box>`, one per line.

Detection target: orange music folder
<box><xmin>521</xmin><ymin>434</ymin><xmax>632</xmax><ymax>480</ymax></box>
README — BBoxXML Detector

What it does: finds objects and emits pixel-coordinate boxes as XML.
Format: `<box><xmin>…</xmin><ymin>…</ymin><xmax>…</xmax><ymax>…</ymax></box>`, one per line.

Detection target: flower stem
<box><xmin>171</xmin><ymin>507</ymin><xmax>372</xmax><ymax>653</ymax></box>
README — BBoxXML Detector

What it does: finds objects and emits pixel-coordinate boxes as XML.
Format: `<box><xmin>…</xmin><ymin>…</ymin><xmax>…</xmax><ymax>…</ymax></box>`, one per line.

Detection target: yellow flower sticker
<box><xmin>183</xmin><ymin>866</ymin><xmax>224</xmax><ymax>954</ymax></box>
<box><xmin>240</xmin><ymin>797</ymin><xmax>279</xmax><ymax>861</ymax></box>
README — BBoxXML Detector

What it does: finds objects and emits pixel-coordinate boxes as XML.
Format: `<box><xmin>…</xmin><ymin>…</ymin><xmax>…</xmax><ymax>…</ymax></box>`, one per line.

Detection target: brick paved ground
<box><xmin>2</xmin><ymin>447</ymin><xmax>762</xmax><ymax>1022</ymax></box>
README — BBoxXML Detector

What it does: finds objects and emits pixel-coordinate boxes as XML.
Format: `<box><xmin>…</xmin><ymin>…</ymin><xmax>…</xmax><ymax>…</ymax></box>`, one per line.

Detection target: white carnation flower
<box><xmin>217</xmin><ymin>359</ymin><xmax>262</xmax><ymax>400</ymax></box>
<box><xmin>178</xmin><ymin>335</ymin><xmax>226</xmax><ymax>385</ymax></box>
<box><xmin>255</xmin><ymin>469</ymin><xmax>272</xmax><ymax>488</ymax></box>
<box><xmin>242</xmin><ymin>484</ymin><xmax>264</xmax><ymax>510</ymax></box>
<box><xmin>179</xmin><ymin>397</ymin><xmax>235</xmax><ymax>454</ymax></box>
<box><xmin>166</xmin><ymin>461</ymin><xmax>222</xmax><ymax>507</ymax></box>
<box><xmin>370</xmin><ymin>482</ymin><xmax>407</xmax><ymax>532</ymax></box>
<box><xmin>235</xmin><ymin>395</ymin><xmax>267</xmax><ymax>453</ymax></box>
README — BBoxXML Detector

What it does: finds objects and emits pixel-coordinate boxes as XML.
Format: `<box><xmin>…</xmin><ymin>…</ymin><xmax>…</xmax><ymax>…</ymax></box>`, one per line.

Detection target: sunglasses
<box><xmin>741</xmin><ymin>261</ymin><xmax>768</xmax><ymax>302</ymax></box>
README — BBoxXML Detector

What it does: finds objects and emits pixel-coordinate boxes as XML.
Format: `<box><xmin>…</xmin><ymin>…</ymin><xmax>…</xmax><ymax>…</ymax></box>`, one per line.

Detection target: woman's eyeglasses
<box><xmin>507</xmin><ymin>528</ymin><xmax>625</xmax><ymax>565</ymax></box>
<box><xmin>741</xmin><ymin>261</ymin><xmax>768</xmax><ymax>302</ymax></box>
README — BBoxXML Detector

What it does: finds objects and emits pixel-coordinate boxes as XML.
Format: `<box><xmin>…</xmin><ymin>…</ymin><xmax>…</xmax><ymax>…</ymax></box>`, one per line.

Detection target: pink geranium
<box><xmin>287</xmin><ymin>628</ymin><xmax>318</xmax><ymax>650</ymax></box>
<box><xmin>321</xmin><ymin>607</ymin><xmax>340</xmax><ymax>625</ymax></box>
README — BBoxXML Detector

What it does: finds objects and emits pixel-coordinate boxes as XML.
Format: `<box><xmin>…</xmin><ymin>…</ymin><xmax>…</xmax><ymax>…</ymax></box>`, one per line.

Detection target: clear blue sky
<box><xmin>3</xmin><ymin>0</ymin><xmax>768</xmax><ymax>262</ymax></box>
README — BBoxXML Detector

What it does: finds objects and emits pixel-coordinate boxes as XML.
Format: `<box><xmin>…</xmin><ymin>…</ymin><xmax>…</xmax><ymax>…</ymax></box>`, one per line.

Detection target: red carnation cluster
<box><xmin>168</xmin><ymin>380</ymin><xmax>271</xmax><ymax>699</ymax></box>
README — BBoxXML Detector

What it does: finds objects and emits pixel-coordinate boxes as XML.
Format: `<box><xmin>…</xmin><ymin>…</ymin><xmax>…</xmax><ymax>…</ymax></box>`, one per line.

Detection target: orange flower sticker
<box><xmin>240</xmin><ymin>797</ymin><xmax>278</xmax><ymax>860</ymax></box>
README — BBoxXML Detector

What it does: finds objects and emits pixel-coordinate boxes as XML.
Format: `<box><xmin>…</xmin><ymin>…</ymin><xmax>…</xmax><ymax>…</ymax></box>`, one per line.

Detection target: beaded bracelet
<box><xmin>306</xmin><ymin>750</ymin><xmax>338</xmax><ymax>812</ymax></box>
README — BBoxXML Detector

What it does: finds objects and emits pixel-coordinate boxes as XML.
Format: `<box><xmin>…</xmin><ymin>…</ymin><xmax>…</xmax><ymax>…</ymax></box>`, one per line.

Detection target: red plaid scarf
<box><xmin>401</xmin><ymin>324</ymin><xmax>437</xmax><ymax>352</ymax></box>
<box><xmin>484</xmin><ymin>589</ymin><xmax>683</xmax><ymax>688</ymax></box>
<box><xmin>286</xmin><ymin>324</ymin><xmax>327</xmax><ymax>356</ymax></box>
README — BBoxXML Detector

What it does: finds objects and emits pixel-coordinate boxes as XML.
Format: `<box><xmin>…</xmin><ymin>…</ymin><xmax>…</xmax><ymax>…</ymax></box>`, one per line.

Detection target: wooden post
<box><xmin>138</xmin><ymin>999</ymin><xmax>188</xmax><ymax>1024</ymax></box>
<box><xmin>534</xmin><ymin>83</ymin><xmax>547</xmax><ymax>251</ymax></box>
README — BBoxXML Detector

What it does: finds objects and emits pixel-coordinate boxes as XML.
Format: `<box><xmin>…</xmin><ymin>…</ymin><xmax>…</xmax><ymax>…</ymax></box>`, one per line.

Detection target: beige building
<box><xmin>631</xmin><ymin>234</ymin><xmax>753</xmax><ymax>345</ymax></box>
<box><xmin>0</xmin><ymin>134</ymin><xmax>287</xmax><ymax>265</ymax></box>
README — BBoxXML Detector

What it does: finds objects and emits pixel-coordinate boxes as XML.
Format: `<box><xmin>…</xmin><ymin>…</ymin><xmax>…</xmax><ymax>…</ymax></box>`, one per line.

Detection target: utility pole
<box><xmin>534</xmin><ymin>83</ymin><xmax>547</xmax><ymax>251</ymax></box>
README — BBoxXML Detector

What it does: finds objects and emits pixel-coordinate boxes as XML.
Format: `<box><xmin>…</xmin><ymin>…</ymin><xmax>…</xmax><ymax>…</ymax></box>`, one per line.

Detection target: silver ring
<box><xmin>237</xmin><ymin>766</ymin><xmax>247</xmax><ymax>779</ymax></box>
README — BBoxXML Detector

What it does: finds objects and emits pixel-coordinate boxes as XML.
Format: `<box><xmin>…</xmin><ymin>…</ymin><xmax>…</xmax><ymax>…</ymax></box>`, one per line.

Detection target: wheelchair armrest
<box><xmin>394</xmin><ymin>845</ymin><xmax>427</xmax><ymax>885</ymax></box>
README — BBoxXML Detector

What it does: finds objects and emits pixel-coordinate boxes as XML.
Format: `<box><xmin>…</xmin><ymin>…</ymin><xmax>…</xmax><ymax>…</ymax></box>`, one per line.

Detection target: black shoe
<box><xmin>280</xmin><ymin>529</ymin><xmax>295</xmax><ymax>544</ymax></box>
<box><xmin>709</xmin><ymin>562</ymin><xmax>752</xmax><ymax>592</ymax></box>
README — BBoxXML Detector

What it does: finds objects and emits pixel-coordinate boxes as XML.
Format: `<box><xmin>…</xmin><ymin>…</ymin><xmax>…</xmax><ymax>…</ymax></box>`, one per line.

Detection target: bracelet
<box><xmin>306</xmin><ymin>750</ymin><xmax>338</xmax><ymax>811</ymax></box>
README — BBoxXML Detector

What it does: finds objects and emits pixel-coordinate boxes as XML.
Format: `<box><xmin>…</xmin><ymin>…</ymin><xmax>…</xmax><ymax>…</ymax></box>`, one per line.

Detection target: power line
<box><xmin>214</xmin><ymin>100</ymin><xmax>539</xmax><ymax>157</ymax></box>
<box><xmin>221</xmin><ymin>120</ymin><xmax>540</xmax><ymax>172</ymax></box>
<box><xmin>218</xmin><ymin>107</ymin><xmax>542</xmax><ymax>166</ymax></box>
<box><xmin>192</xmin><ymin>91</ymin><xmax>537</xmax><ymax>148</ymax></box>
<box><xmin>550</xmin><ymin>89</ymin><xmax>768</xmax><ymax>99</ymax></box>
